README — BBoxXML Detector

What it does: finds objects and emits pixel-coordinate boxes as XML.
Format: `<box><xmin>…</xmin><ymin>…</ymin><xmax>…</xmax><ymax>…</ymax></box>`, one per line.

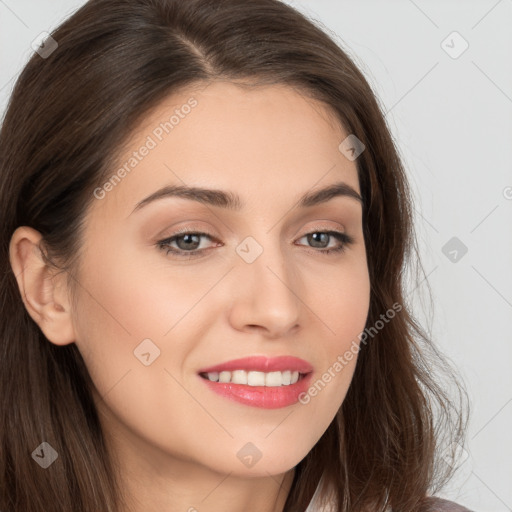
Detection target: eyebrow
<box><xmin>131</xmin><ymin>180</ymin><xmax>363</xmax><ymax>214</ymax></box>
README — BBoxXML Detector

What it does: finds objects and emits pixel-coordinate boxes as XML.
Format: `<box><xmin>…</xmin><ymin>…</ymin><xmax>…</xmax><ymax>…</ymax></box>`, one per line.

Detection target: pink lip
<box><xmin>198</xmin><ymin>355</ymin><xmax>313</xmax><ymax>374</ymax></box>
<box><xmin>198</xmin><ymin>356</ymin><xmax>313</xmax><ymax>409</ymax></box>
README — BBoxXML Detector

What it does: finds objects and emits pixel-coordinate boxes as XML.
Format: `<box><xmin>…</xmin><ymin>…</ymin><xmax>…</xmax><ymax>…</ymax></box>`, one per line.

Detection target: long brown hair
<box><xmin>0</xmin><ymin>0</ymin><xmax>467</xmax><ymax>510</ymax></box>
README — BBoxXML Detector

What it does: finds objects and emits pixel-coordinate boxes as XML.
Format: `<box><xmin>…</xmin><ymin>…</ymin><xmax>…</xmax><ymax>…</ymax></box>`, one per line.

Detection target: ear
<box><xmin>9</xmin><ymin>226</ymin><xmax>76</xmax><ymax>346</ymax></box>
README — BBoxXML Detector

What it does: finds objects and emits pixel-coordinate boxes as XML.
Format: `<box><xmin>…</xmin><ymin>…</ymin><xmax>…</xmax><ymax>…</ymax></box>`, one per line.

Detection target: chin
<box><xmin>228</xmin><ymin>459</ymin><xmax>299</xmax><ymax>479</ymax></box>
<box><xmin>223</xmin><ymin>444</ymin><xmax>310</xmax><ymax>478</ymax></box>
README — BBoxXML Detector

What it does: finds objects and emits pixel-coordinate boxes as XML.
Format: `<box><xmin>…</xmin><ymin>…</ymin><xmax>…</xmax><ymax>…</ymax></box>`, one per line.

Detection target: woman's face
<box><xmin>64</xmin><ymin>81</ymin><xmax>370</xmax><ymax>478</ymax></box>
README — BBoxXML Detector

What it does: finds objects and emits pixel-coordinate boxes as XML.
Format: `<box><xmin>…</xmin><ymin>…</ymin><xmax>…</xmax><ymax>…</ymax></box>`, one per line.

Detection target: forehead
<box><xmin>90</xmin><ymin>81</ymin><xmax>360</xmax><ymax>221</ymax></box>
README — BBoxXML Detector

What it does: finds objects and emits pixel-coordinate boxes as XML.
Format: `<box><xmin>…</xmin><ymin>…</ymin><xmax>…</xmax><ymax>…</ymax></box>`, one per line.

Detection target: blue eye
<box><xmin>156</xmin><ymin>229</ymin><xmax>219</xmax><ymax>258</ymax></box>
<box><xmin>156</xmin><ymin>229</ymin><xmax>354</xmax><ymax>259</ymax></box>
<box><xmin>297</xmin><ymin>231</ymin><xmax>353</xmax><ymax>254</ymax></box>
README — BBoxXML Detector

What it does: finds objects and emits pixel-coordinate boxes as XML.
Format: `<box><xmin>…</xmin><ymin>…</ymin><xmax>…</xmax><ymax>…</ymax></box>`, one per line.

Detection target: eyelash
<box><xmin>156</xmin><ymin>227</ymin><xmax>354</xmax><ymax>259</ymax></box>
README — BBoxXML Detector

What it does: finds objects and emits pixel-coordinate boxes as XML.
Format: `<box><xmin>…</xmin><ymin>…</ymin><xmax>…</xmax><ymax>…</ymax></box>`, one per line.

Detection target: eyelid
<box><xmin>156</xmin><ymin>222</ymin><xmax>354</xmax><ymax>259</ymax></box>
<box><xmin>158</xmin><ymin>219</ymin><xmax>346</xmax><ymax>241</ymax></box>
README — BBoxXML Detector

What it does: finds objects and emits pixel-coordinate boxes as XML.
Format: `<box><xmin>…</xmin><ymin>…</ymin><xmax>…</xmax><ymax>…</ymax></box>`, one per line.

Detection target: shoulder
<box><xmin>419</xmin><ymin>497</ymin><xmax>475</xmax><ymax>512</ymax></box>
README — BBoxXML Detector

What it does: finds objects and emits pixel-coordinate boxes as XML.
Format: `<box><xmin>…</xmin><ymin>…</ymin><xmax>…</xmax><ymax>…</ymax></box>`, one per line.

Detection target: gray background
<box><xmin>1</xmin><ymin>1</ymin><xmax>511</xmax><ymax>510</ymax></box>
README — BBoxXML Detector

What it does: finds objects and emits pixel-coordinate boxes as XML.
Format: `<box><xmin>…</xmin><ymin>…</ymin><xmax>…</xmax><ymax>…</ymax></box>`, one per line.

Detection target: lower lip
<box><xmin>200</xmin><ymin>373</ymin><xmax>312</xmax><ymax>409</ymax></box>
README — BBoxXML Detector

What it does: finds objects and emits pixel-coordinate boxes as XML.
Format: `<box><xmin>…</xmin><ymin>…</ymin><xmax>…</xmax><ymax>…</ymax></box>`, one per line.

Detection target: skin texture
<box><xmin>10</xmin><ymin>81</ymin><xmax>371</xmax><ymax>512</ymax></box>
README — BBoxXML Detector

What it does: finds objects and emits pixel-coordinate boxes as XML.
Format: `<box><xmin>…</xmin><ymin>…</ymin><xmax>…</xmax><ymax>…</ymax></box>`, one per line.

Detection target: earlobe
<box><xmin>9</xmin><ymin>226</ymin><xmax>76</xmax><ymax>346</ymax></box>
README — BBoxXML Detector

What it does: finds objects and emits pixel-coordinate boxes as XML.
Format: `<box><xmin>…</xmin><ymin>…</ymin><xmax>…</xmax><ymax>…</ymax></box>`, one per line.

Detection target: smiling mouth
<box><xmin>199</xmin><ymin>370</ymin><xmax>309</xmax><ymax>387</ymax></box>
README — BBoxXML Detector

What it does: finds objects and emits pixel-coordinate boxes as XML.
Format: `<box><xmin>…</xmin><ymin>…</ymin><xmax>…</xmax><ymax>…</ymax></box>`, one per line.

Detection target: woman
<box><xmin>0</xmin><ymin>0</ymin><xmax>471</xmax><ymax>510</ymax></box>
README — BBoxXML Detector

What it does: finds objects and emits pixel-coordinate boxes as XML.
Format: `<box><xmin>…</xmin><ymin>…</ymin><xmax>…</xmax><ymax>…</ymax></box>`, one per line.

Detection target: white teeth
<box><xmin>265</xmin><ymin>371</ymin><xmax>282</xmax><ymax>387</ymax></box>
<box><xmin>204</xmin><ymin>369</ymin><xmax>304</xmax><ymax>386</ymax></box>
<box><xmin>231</xmin><ymin>370</ymin><xmax>248</xmax><ymax>385</ymax></box>
<box><xmin>219</xmin><ymin>371</ymin><xmax>230</xmax><ymax>383</ymax></box>
<box><xmin>247</xmin><ymin>371</ymin><xmax>266</xmax><ymax>386</ymax></box>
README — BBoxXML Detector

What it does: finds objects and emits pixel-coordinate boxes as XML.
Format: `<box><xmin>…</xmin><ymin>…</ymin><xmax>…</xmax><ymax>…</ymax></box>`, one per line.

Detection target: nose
<box><xmin>227</xmin><ymin>241</ymin><xmax>302</xmax><ymax>339</ymax></box>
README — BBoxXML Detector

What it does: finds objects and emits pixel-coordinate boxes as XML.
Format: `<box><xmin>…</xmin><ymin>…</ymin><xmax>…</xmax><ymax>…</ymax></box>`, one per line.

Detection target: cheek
<box><xmin>73</xmin><ymin>243</ymin><xmax>203</xmax><ymax>348</ymax></box>
<box><xmin>307</xmin><ymin>251</ymin><xmax>371</xmax><ymax>346</ymax></box>
<box><xmin>296</xmin><ymin>255</ymin><xmax>370</xmax><ymax>420</ymax></box>
<box><xmin>70</xmin><ymin>249</ymin><xmax>205</xmax><ymax>460</ymax></box>
<box><xmin>69</xmin><ymin>245</ymin><xmax>178</xmax><ymax>396</ymax></box>
<box><xmin>70</xmin><ymin>237</ymin><xmax>229</xmax><ymax>423</ymax></box>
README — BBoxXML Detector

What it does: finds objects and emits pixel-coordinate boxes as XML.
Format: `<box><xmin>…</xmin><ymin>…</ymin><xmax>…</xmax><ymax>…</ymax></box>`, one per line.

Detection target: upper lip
<box><xmin>198</xmin><ymin>355</ymin><xmax>313</xmax><ymax>374</ymax></box>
